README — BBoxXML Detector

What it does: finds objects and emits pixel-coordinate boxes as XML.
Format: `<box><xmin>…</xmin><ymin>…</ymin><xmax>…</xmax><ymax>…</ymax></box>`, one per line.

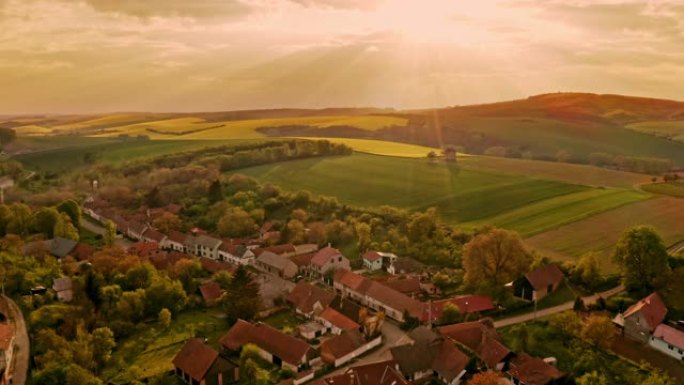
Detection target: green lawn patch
<box><xmin>641</xmin><ymin>181</ymin><xmax>684</xmax><ymax>198</ymax></box>
<box><xmin>262</xmin><ymin>309</ymin><xmax>302</xmax><ymax>331</ymax></box>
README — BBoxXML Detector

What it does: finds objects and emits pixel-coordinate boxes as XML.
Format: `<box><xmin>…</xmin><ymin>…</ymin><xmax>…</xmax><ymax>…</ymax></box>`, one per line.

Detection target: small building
<box><xmin>437</xmin><ymin>319</ymin><xmax>513</xmax><ymax>371</ymax></box>
<box><xmin>613</xmin><ymin>292</ymin><xmax>668</xmax><ymax>343</ymax></box>
<box><xmin>387</xmin><ymin>257</ymin><xmax>425</xmax><ymax>275</ymax></box>
<box><xmin>424</xmin><ymin>295</ymin><xmax>496</xmax><ymax>324</ymax></box>
<box><xmin>49</xmin><ymin>237</ymin><xmax>78</xmax><ymax>259</ymax></box>
<box><xmin>286</xmin><ymin>282</ymin><xmax>336</xmax><ymax>318</ymax></box>
<box><xmin>320</xmin><ymin>329</ymin><xmax>380</xmax><ymax>368</ymax></box>
<box><xmin>314</xmin><ymin>360</ymin><xmax>410</xmax><ymax>385</ymax></box>
<box><xmin>310</xmin><ymin>247</ymin><xmax>350</xmax><ymax>277</ymax></box>
<box><xmin>316</xmin><ymin>307</ymin><xmax>360</xmax><ymax>335</ymax></box>
<box><xmin>298</xmin><ymin>322</ymin><xmax>326</xmax><ymax>340</ymax></box>
<box><xmin>255</xmin><ymin>251</ymin><xmax>298</xmax><ymax>279</ymax></box>
<box><xmin>52</xmin><ymin>277</ymin><xmax>73</xmax><ymax>302</ymax></box>
<box><xmin>142</xmin><ymin>228</ymin><xmax>167</xmax><ymax>245</ymax></box>
<box><xmin>173</xmin><ymin>338</ymin><xmax>239</xmax><ymax>385</ymax></box>
<box><xmin>362</xmin><ymin>251</ymin><xmax>397</xmax><ymax>271</ymax></box>
<box><xmin>127</xmin><ymin>221</ymin><xmax>149</xmax><ymax>241</ymax></box>
<box><xmin>512</xmin><ymin>264</ymin><xmax>565</xmax><ymax>301</ymax></box>
<box><xmin>649</xmin><ymin>323</ymin><xmax>684</xmax><ymax>360</ymax></box>
<box><xmin>128</xmin><ymin>241</ymin><xmax>161</xmax><ymax>258</ymax></box>
<box><xmin>294</xmin><ymin>244</ymin><xmax>319</xmax><ymax>256</ymax></box>
<box><xmin>220</xmin><ymin>319</ymin><xmax>316</xmax><ymax>373</ymax></box>
<box><xmin>163</xmin><ymin>230</ymin><xmax>188</xmax><ymax>252</ymax></box>
<box><xmin>199</xmin><ymin>281</ymin><xmax>223</xmax><ymax>307</ymax></box>
<box><xmin>507</xmin><ymin>353</ymin><xmax>565</xmax><ymax>385</ymax></box>
<box><xmin>194</xmin><ymin>235</ymin><xmax>222</xmax><ymax>259</ymax></box>
<box><xmin>0</xmin><ymin>323</ymin><xmax>15</xmax><ymax>385</ymax></box>
<box><xmin>218</xmin><ymin>242</ymin><xmax>255</xmax><ymax>266</ymax></box>
<box><xmin>380</xmin><ymin>277</ymin><xmax>422</xmax><ymax>297</ymax></box>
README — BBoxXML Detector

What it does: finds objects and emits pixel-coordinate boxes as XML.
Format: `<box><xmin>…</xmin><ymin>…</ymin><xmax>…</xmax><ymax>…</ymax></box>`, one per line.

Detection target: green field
<box><xmin>237</xmin><ymin>153</ymin><xmax>590</xmax><ymax>223</ymax></box>
<box><xmin>296</xmin><ymin>137</ymin><xmax>441</xmax><ymax>158</ymax></box>
<box><xmin>626</xmin><ymin>120</ymin><xmax>684</xmax><ymax>143</ymax></box>
<box><xmin>641</xmin><ymin>181</ymin><xmax>684</xmax><ymax>198</ymax></box>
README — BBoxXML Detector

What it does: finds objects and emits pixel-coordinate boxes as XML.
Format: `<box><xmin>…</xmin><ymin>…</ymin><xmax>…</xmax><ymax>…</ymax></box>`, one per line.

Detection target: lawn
<box><xmin>641</xmin><ymin>181</ymin><xmax>684</xmax><ymax>198</ymax></box>
<box><xmin>526</xmin><ymin>197</ymin><xmax>684</xmax><ymax>272</ymax></box>
<box><xmin>237</xmin><ymin>153</ymin><xmax>588</xmax><ymax>223</ymax></box>
<box><xmin>463</xmin><ymin>188</ymin><xmax>649</xmax><ymax>237</ymax></box>
<box><xmin>262</xmin><ymin>308</ymin><xmax>302</xmax><ymax>331</ymax></box>
<box><xmin>101</xmin><ymin>309</ymin><xmax>228</xmax><ymax>384</ymax></box>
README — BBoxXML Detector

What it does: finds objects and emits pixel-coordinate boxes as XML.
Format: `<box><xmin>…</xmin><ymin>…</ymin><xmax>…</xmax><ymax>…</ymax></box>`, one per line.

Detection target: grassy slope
<box><xmin>626</xmin><ymin>120</ymin><xmax>684</xmax><ymax>143</ymax></box>
<box><xmin>295</xmin><ymin>137</ymin><xmax>441</xmax><ymax>158</ymax></box>
<box><xmin>641</xmin><ymin>181</ymin><xmax>684</xmax><ymax>198</ymax></box>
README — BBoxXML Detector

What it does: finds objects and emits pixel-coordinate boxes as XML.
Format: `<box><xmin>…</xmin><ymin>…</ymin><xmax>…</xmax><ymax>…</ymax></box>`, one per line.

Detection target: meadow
<box><xmin>626</xmin><ymin>120</ymin><xmax>684</xmax><ymax>143</ymax></box>
<box><xmin>641</xmin><ymin>181</ymin><xmax>684</xmax><ymax>198</ymax></box>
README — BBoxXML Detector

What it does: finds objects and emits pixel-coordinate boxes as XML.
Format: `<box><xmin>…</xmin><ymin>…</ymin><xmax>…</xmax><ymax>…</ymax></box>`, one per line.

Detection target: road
<box><xmin>494</xmin><ymin>285</ymin><xmax>625</xmax><ymax>328</ymax></box>
<box><xmin>1</xmin><ymin>295</ymin><xmax>29</xmax><ymax>385</ymax></box>
<box><xmin>82</xmin><ymin>217</ymin><xmax>132</xmax><ymax>249</ymax></box>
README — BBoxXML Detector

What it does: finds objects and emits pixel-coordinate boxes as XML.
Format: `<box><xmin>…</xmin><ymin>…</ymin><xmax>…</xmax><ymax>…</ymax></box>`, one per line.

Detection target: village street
<box><xmin>1</xmin><ymin>294</ymin><xmax>29</xmax><ymax>385</ymax></box>
<box><xmin>81</xmin><ymin>217</ymin><xmax>132</xmax><ymax>249</ymax></box>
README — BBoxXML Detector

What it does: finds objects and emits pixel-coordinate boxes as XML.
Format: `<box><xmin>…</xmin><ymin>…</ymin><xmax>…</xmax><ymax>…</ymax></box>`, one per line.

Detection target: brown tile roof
<box><xmin>334</xmin><ymin>270</ymin><xmax>371</xmax><ymax>292</ymax></box>
<box><xmin>362</xmin><ymin>251</ymin><xmax>382</xmax><ymax>262</ymax></box>
<box><xmin>286</xmin><ymin>282</ymin><xmax>336</xmax><ymax>314</ymax></box>
<box><xmin>508</xmin><ymin>353</ymin><xmax>564</xmax><ymax>385</ymax></box>
<box><xmin>311</xmin><ymin>247</ymin><xmax>342</xmax><ymax>267</ymax></box>
<box><xmin>623</xmin><ymin>292</ymin><xmax>668</xmax><ymax>331</ymax></box>
<box><xmin>317</xmin><ymin>360</ymin><xmax>409</xmax><ymax>385</ymax></box>
<box><xmin>172</xmin><ymin>338</ymin><xmax>218</xmax><ymax>382</ymax></box>
<box><xmin>167</xmin><ymin>230</ymin><xmax>188</xmax><ymax>244</ymax></box>
<box><xmin>220</xmin><ymin>320</ymin><xmax>313</xmax><ymax>366</ymax></box>
<box><xmin>524</xmin><ymin>264</ymin><xmax>564</xmax><ymax>291</ymax></box>
<box><xmin>128</xmin><ymin>221</ymin><xmax>148</xmax><ymax>235</ymax></box>
<box><xmin>200</xmin><ymin>258</ymin><xmax>235</xmax><ymax>274</ymax></box>
<box><xmin>438</xmin><ymin>319</ymin><xmax>511</xmax><ymax>368</ymax></box>
<box><xmin>143</xmin><ymin>228</ymin><xmax>166</xmax><ymax>243</ymax></box>
<box><xmin>379</xmin><ymin>277</ymin><xmax>421</xmax><ymax>295</ymax></box>
<box><xmin>423</xmin><ymin>295</ymin><xmax>496</xmax><ymax>322</ymax></box>
<box><xmin>71</xmin><ymin>243</ymin><xmax>95</xmax><ymax>261</ymax></box>
<box><xmin>320</xmin><ymin>330</ymin><xmax>365</xmax><ymax>364</ymax></box>
<box><xmin>432</xmin><ymin>339</ymin><xmax>469</xmax><ymax>382</ymax></box>
<box><xmin>149</xmin><ymin>251</ymin><xmax>190</xmax><ymax>271</ymax></box>
<box><xmin>199</xmin><ymin>281</ymin><xmax>223</xmax><ymax>303</ymax></box>
<box><xmin>128</xmin><ymin>241</ymin><xmax>159</xmax><ymax>258</ymax></box>
<box><xmin>653</xmin><ymin>324</ymin><xmax>684</xmax><ymax>349</ymax></box>
<box><xmin>319</xmin><ymin>307</ymin><xmax>360</xmax><ymax>331</ymax></box>
<box><xmin>260</xmin><ymin>244</ymin><xmax>296</xmax><ymax>256</ymax></box>
<box><xmin>0</xmin><ymin>323</ymin><xmax>14</xmax><ymax>350</ymax></box>
<box><xmin>291</xmin><ymin>252</ymin><xmax>315</xmax><ymax>268</ymax></box>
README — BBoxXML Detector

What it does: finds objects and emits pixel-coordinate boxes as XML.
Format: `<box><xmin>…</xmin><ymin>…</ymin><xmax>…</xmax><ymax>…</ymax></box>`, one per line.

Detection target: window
<box><xmin>668</xmin><ymin>344</ymin><xmax>674</xmax><ymax>350</ymax></box>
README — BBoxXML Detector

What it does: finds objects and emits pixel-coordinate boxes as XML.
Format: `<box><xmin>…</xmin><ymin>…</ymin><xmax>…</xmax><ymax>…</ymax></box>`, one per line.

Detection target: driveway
<box><xmin>1</xmin><ymin>295</ymin><xmax>29</xmax><ymax>385</ymax></box>
<box><xmin>494</xmin><ymin>285</ymin><xmax>625</xmax><ymax>328</ymax></box>
<box><xmin>82</xmin><ymin>217</ymin><xmax>132</xmax><ymax>249</ymax></box>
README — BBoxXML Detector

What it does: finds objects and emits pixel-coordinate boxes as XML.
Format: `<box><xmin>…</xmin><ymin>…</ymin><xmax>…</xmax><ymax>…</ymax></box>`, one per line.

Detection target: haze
<box><xmin>1</xmin><ymin>0</ymin><xmax>683</xmax><ymax>114</ymax></box>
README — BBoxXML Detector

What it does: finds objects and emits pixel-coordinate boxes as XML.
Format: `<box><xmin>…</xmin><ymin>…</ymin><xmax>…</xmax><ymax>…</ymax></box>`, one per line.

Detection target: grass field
<box><xmin>641</xmin><ymin>181</ymin><xmax>684</xmax><ymax>198</ymax></box>
<box><xmin>626</xmin><ymin>120</ymin><xmax>684</xmax><ymax>143</ymax></box>
<box><xmin>463</xmin><ymin>189</ymin><xmax>648</xmax><ymax>237</ymax></box>
<box><xmin>297</xmin><ymin>137</ymin><xmax>441</xmax><ymax>158</ymax></box>
<box><xmin>237</xmin><ymin>153</ymin><xmax>589</xmax><ymax>223</ymax></box>
<box><xmin>526</xmin><ymin>197</ymin><xmax>684</xmax><ymax>271</ymax></box>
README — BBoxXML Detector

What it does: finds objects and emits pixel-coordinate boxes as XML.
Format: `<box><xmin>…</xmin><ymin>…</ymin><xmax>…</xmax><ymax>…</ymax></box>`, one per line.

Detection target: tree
<box><xmin>218</xmin><ymin>207</ymin><xmax>256</xmax><ymax>238</ymax></box>
<box><xmin>577</xmin><ymin>371</ymin><xmax>607</xmax><ymax>385</ymax></box>
<box><xmin>463</xmin><ymin>228</ymin><xmax>533</xmax><ymax>288</ymax></box>
<box><xmin>208</xmin><ymin>179</ymin><xmax>223</xmax><ymax>203</ymax></box>
<box><xmin>221</xmin><ymin>266</ymin><xmax>260</xmax><ymax>324</ymax></box>
<box><xmin>159</xmin><ymin>308</ymin><xmax>172</xmax><ymax>329</ymax></box>
<box><xmin>573</xmin><ymin>296</ymin><xmax>586</xmax><ymax>312</ymax></box>
<box><xmin>170</xmin><ymin>258</ymin><xmax>204</xmax><ymax>294</ymax></box>
<box><xmin>6</xmin><ymin>203</ymin><xmax>32</xmax><ymax>236</ymax></box>
<box><xmin>0</xmin><ymin>127</ymin><xmax>16</xmax><ymax>148</ymax></box>
<box><xmin>99</xmin><ymin>285</ymin><xmax>122</xmax><ymax>316</ymax></box>
<box><xmin>145</xmin><ymin>277</ymin><xmax>187</xmax><ymax>316</ymax></box>
<box><xmin>549</xmin><ymin>311</ymin><xmax>582</xmax><ymax>337</ymax></box>
<box><xmin>467</xmin><ymin>371</ymin><xmax>503</xmax><ymax>385</ymax></box>
<box><xmin>56</xmin><ymin>199</ymin><xmax>81</xmax><ymax>228</ymax></box>
<box><xmin>104</xmin><ymin>220</ymin><xmax>117</xmax><ymax>246</ymax></box>
<box><xmin>116</xmin><ymin>289</ymin><xmax>146</xmax><ymax>322</ymax></box>
<box><xmin>32</xmin><ymin>207</ymin><xmax>61</xmax><ymax>238</ymax></box>
<box><xmin>145</xmin><ymin>186</ymin><xmax>163</xmax><ymax>208</ymax></box>
<box><xmin>54</xmin><ymin>213</ymin><xmax>79</xmax><ymax>241</ymax></box>
<box><xmin>214</xmin><ymin>270</ymin><xmax>233</xmax><ymax>291</ymax></box>
<box><xmin>152</xmin><ymin>212</ymin><xmax>181</xmax><ymax>234</ymax></box>
<box><xmin>441</xmin><ymin>302</ymin><xmax>461</xmax><ymax>324</ymax></box>
<box><xmin>575</xmin><ymin>252</ymin><xmax>602</xmax><ymax>290</ymax></box>
<box><xmin>91</xmin><ymin>327</ymin><xmax>116</xmax><ymax>370</ymax></box>
<box><xmin>65</xmin><ymin>364</ymin><xmax>103</xmax><ymax>385</ymax></box>
<box><xmin>427</xmin><ymin>151</ymin><xmax>437</xmax><ymax>163</ymax></box>
<box><xmin>581</xmin><ymin>315</ymin><xmax>615</xmax><ymax>350</ymax></box>
<box><xmin>285</xmin><ymin>219</ymin><xmax>306</xmax><ymax>244</ymax></box>
<box><xmin>613</xmin><ymin>226</ymin><xmax>669</xmax><ymax>292</ymax></box>
<box><xmin>641</xmin><ymin>371</ymin><xmax>676</xmax><ymax>385</ymax></box>
<box><xmin>354</xmin><ymin>222</ymin><xmax>372</xmax><ymax>251</ymax></box>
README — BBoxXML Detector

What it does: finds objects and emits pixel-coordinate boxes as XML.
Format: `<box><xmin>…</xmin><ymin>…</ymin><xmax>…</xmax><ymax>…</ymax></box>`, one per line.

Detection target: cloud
<box><xmin>289</xmin><ymin>0</ymin><xmax>381</xmax><ymax>10</ymax></box>
<box><xmin>81</xmin><ymin>0</ymin><xmax>254</xmax><ymax>20</ymax></box>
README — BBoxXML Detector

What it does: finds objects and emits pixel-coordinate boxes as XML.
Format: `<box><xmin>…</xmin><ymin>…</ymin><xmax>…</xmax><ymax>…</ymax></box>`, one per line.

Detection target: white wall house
<box><xmin>649</xmin><ymin>324</ymin><xmax>684</xmax><ymax>361</ymax></box>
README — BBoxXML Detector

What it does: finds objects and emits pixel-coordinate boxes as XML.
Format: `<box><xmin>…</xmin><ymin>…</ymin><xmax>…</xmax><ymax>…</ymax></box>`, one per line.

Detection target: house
<box><xmin>294</xmin><ymin>244</ymin><xmax>319</xmax><ymax>256</ymax></box>
<box><xmin>424</xmin><ymin>295</ymin><xmax>496</xmax><ymax>324</ymax></box>
<box><xmin>310</xmin><ymin>247</ymin><xmax>350</xmax><ymax>277</ymax></box>
<box><xmin>142</xmin><ymin>228</ymin><xmax>167</xmax><ymax>245</ymax></box>
<box><xmin>320</xmin><ymin>329</ymin><xmax>381</xmax><ymax>368</ymax></box>
<box><xmin>507</xmin><ymin>353</ymin><xmax>565</xmax><ymax>385</ymax></box>
<box><xmin>127</xmin><ymin>221</ymin><xmax>149</xmax><ymax>241</ymax></box>
<box><xmin>49</xmin><ymin>237</ymin><xmax>78</xmax><ymax>259</ymax></box>
<box><xmin>199</xmin><ymin>281</ymin><xmax>223</xmax><ymax>307</ymax></box>
<box><xmin>163</xmin><ymin>230</ymin><xmax>188</xmax><ymax>252</ymax></box>
<box><xmin>128</xmin><ymin>241</ymin><xmax>161</xmax><ymax>259</ymax></box>
<box><xmin>362</xmin><ymin>251</ymin><xmax>397</xmax><ymax>271</ymax></box>
<box><xmin>437</xmin><ymin>319</ymin><xmax>513</xmax><ymax>371</ymax></box>
<box><xmin>390</xmin><ymin>327</ymin><xmax>469</xmax><ymax>385</ymax></box>
<box><xmin>314</xmin><ymin>360</ymin><xmax>410</xmax><ymax>385</ymax></box>
<box><xmin>649</xmin><ymin>323</ymin><xmax>684</xmax><ymax>360</ymax></box>
<box><xmin>379</xmin><ymin>277</ymin><xmax>422</xmax><ymax>297</ymax></box>
<box><xmin>298</xmin><ymin>322</ymin><xmax>327</xmax><ymax>340</ymax></box>
<box><xmin>0</xmin><ymin>323</ymin><xmax>15</xmax><ymax>385</ymax></box>
<box><xmin>316</xmin><ymin>307</ymin><xmax>360</xmax><ymax>335</ymax></box>
<box><xmin>255</xmin><ymin>244</ymin><xmax>297</xmax><ymax>258</ymax></box>
<box><xmin>200</xmin><ymin>258</ymin><xmax>235</xmax><ymax>275</ymax></box>
<box><xmin>388</xmin><ymin>257</ymin><xmax>425</xmax><ymax>275</ymax></box>
<box><xmin>613</xmin><ymin>292</ymin><xmax>668</xmax><ymax>343</ymax></box>
<box><xmin>52</xmin><ymin>277</ymin><xmax>73</xmax><ymax>302</ymax></box>
<box><xmin>220</xmin><ymin>319</ymin><xmax>316</xmax><ymax>373</ymax></box>
<box><xmin>255</xmin><ymin>251</ymin><xmax>298</xmax><ymax>279</ymax></box>
<box><xmin>71</xmin><ymin>243</ymin><xmax>95</xmax><ymax>261</ymax></box>
<box><xmin>512</xmin><ymin>264</ymin><xmax>565</xmax><ymax>301</ymax></box>
<box><xmin>286</xmin><ymin>282</ymin><xmax>336</xmax><ymax>318</ymax></box>
<box><xmin>218</xmin><ymin>242</ymin><xmax>255</xmax><ymax>266</ymax></box>
<box><xmin>173</xmin><ymin>338</ymin><xmax>239</xmax><ymax>385</ymax></box>
<box><xmin>291</xmin><ymin>252</ymin><xmax>315</xmax><ymax>275</ymax></box>
<box><xmin>333</xmin><ymin>269</ymin><xmax>423</xmax><ymax>323</ymax></box>
<box><xmin>194</xmin><ymin>235</ymin><xmax>222</xmax><ymax>259</ymax></box>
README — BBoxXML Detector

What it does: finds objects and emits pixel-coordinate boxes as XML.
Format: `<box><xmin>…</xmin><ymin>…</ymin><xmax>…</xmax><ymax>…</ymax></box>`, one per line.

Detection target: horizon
<box><xmin>2</xmin><ymin>0</ymin><xmax>684</xmax><ymax>114</ymax></box>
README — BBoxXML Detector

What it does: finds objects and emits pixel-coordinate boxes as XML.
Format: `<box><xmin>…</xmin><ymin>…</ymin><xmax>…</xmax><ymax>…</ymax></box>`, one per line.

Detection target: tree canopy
<box><xmin>613</xmin><ymin>226</ymin><xmax>669</xmax><ymax>292</ymax></box>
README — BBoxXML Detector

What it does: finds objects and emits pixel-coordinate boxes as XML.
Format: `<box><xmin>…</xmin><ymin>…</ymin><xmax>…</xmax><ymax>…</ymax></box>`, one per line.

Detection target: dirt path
<box><xmin>1</xmin><ymin>295</ymin><xmax>29</xmax><ymax>385</ymax></box>
<box><xmin>494</xmin><ymin>285</ymin><xmax>625</xmax><ymax>328</ymax></box>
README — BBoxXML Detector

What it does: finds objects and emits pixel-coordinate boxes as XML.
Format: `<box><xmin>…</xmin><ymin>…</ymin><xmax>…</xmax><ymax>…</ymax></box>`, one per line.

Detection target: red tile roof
<box><xmin>264</xmin><ymin>244</ymin><xmax>297</xmax><ymax>255</ymax></box>
<box><xmin>0</xmin><ymin>323</ymin><xmax>14</xmax><ymax>350</ymax></box>
<box><xmin>200</xmin><ymin>258</ymin><xmax>235</xmax><ymax>274</ymax></box>
<box><xmin>623</xmin><ymin>292</ymin><xmax>668</xmax><ymax>331</ymax></box>
<box><xmin>334</xmin><ymin>270</ymin><xmax>371</xmax><ymax>292</ymax></box>
<box><xmin>319</xmin><ymin>307</ymin><xmax>360</xmax><ymax>331</ymax></box>
<box><xmin>423</xmin><ymin>295</ymin><xmax>496</xmax><ymax>322</ymax></box>
<box><xmin>286</xmin><ymin>282</ymin><xmax>336</xmax><ymax>314</ymax></box>
<box><xmin>508</xmin><ymin>353</ymin><xmax>564</xmax><ymax>385</ymax></box>
<box><xmin>438</xmin><ymin>319</ymin><xmax>511</xmax><ymax>368</ymax></box>
<box><xmin>128</xmin><ymin>241</ymin><xmax>159</xmax><ymax>258</ymax></box>
<box><xmin>362</xmin><ymin>251</ymin><xmax>382</xmax><ymax>262</ymax></box>
<box><xmin>524</xmin><ymin>264</ymin><xmax>564</xmax><ymax>291</ymax></box>
<box><xmin>320</xmin><ymin>330</ymin><xmax>365</xmax><ymax>364</ymax></box>
<box><xmin>143</xmin><ymin>228</ymin><xmax>166</xmax><ymax>243</ymax></box>
<box><xmin>653</xmin><ymin>324</ymin><xmax>684</xmax><ymax>349</ymax></box>
<box><xmin>316</xmin><ymin>360</ymin><xmax>409</xmax><ymax>385</ymax></box>
<box><xmin>312</xmin><ymin>247</ymin><xmax>342</xmax><ymax>267</ymax></box>
<box><xmin>220</xmin><ymin>320</ymin><xmax>313</xmax><ymax>366</ymax></box>
<box><xmin>71</xmin><ymin>243</ymin><xmax>95</xmax><ymax>261</ymax></box>
<box><xmin>379</xmin><ymin>278</ymin><xmax>421</xmax><ymax>295</ymax></box>
<box><xmin>172</xmin><ymin>338</ymin><xmax>218</xmax><ymax>382</ymax></box>
<box><xmin>199</xmin><ymin>281</ymin><xmax>223</xmax><ymax>303</ymax></box>
<box><xmin>291</xmin><ymin>252</ymin><xmax>315</xmax><ymax>267</ymax></box>
<box><xmin>167</xmin><ymin>230</ymin><xmax>188</xmax><ymax>244</ymax></box>
<box><xmin>432</xmin><ymin>340</ymin><xmax>469</xmax><ymax>382</ymax></box>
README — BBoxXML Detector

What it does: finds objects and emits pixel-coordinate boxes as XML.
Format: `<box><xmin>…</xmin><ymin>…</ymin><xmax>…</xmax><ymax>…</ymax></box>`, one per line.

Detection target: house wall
<box><xmin>363</xmin><ymin>258</ymin><xmax>383</xmax><ymax>271</ymax></box>
<box><xmin>438</xmin><ymin>369</ymin><xmax>466</xmax><ymax>385</ymax></box>
<box><xmin>649</xmin><ymin>336</ymin><xmax>684</xmax><ymax>360</ymax></box>
<box><xmin>332</xmin><ymin>335</ymin><xmax>382</xmax><ymax>367</ymax></box>
<box><xmin>624</xmin><ymin>313</ymin><xmax>652</xmax><ymax>343</ymax></box>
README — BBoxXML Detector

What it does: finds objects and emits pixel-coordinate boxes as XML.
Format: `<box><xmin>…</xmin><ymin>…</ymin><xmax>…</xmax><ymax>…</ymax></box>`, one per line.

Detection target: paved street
<box><xmin>494</xmin><ymin>285</ymin><xmax>625</xmax><ymax>328</ymax></box>
<box><xmin>1</xmin><ymin>295</ymin><xmax>29</xmax><ymax>385</ymax></box>
<box><xmin>82</xmin><ymin>217</ymin><xmax>132</xmax><ymax>249</ymax></box>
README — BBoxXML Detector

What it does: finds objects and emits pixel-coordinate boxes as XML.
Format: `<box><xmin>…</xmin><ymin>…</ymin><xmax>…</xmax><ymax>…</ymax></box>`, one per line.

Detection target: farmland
<box><xmin>526</xmin><ymin>197</ymin><xmax>684</xmax><ymax>271</ymax></box>
<box><xmin>626</xmin><ymin>120</ymin><xmax>684</xmax><ymax>143</ymax></box>
<box><xmin>641</xmin><ymin>181</ymin><xmax>684</xmax><ymax>198</ymax></box>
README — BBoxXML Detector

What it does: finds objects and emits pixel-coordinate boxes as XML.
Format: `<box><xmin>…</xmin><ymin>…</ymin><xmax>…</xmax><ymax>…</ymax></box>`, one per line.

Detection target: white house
<box><xmin>218</xmin><ymin>242</ymin><xmax>255</xmax><ymax>266</ymax></box>
<box><xmin>162</xmin><ymin>231</ymin><xmax>187</xmax><ymax>252</ymax></box>
<box><xmin>310</xmin><ymin>247</ymin><xmax>350</xmax><ymax>277</ymax></box>
<box><xmin>649</xmin><ymin>324</ymin><xmax>684</xmax><ymax>361</ymax></box>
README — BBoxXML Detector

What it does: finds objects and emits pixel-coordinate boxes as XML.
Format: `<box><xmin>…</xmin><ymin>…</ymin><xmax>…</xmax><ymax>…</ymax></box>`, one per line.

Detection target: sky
<box><xmin>0</xmin><ymin>0</ymin><xmax>683</xmax><ymax>114</ymax></box>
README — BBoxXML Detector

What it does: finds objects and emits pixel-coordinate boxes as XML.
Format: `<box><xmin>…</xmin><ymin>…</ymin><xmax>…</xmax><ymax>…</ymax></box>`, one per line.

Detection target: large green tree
<box><xmin>463</xmin><ymin>228</ymin><xmax>533</xmax><ymax>288</ymax></box>
<box><xmin>613</xmin><ymin>226</ymin><xmax>669</xmax><ymax>292</ymax></box>
<box><xmin>56</xmin><ymin>199</ymin><xmax>82</xmax><ymax>228</ymax></box>
<box><xmin>221</xmin><ymin>265</ymin><xmax>260</xmax><ymax>324</ymax></box>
